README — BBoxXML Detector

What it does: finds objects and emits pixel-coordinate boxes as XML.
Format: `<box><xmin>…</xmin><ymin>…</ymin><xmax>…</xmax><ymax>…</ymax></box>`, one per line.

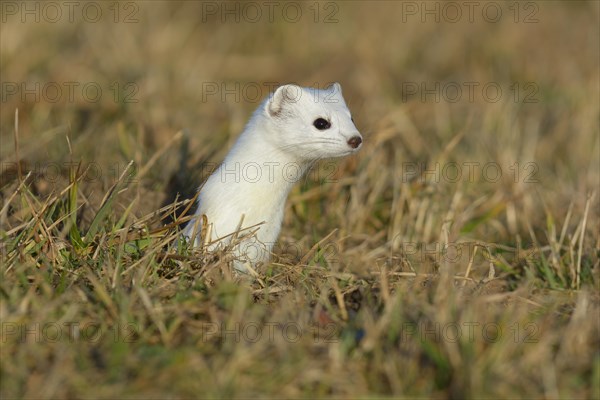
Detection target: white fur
<box><xmin>183</xmin><ymin>83</ymin><xmax>362</xmax><ymax>271</ymax></box>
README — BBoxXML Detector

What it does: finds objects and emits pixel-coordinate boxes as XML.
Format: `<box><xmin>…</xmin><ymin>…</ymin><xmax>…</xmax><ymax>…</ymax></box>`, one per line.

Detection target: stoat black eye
<box><xmin>351</xmin><ymin>116</ymin><xmax>355</xmax><ymax>123</ymax></box>
<box><xmin>313</xmin><ymin>118</ymin><xmax>331</xmax><ymax>130</ymax></box>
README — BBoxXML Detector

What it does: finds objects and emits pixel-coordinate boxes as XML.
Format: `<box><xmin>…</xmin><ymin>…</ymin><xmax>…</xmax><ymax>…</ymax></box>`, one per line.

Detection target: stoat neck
<box><xmin>218</xmin><ymin>126</ymin><xmax>311</xmax><ymax>203</ymax></box>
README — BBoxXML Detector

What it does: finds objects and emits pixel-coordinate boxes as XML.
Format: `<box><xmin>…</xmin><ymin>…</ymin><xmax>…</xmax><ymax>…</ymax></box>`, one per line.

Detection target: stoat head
<box><xmin>263</xmin><ymin>83</ymin><xmax>362</xmax><ymax>161</ymax></box>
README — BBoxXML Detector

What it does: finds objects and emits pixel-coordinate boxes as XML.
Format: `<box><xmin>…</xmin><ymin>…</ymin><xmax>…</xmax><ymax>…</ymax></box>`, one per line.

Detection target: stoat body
<box><xmin>183</xmin><ymin>83</ymin><xmax>362</xmax><ymax>271</ymax></box>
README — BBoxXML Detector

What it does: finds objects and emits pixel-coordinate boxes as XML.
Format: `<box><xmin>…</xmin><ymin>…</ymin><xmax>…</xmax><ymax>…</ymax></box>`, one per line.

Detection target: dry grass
<box><xmin>1</xmin><ymin>1</ymin><xmax>599</xmax><ymax>398</ymax></box>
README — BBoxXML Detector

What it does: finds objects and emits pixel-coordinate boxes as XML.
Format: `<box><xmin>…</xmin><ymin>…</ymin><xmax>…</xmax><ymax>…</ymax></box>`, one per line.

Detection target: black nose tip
<box><xmin>347</xmin><ymin>136</ymin><xmax>362</xmax><ymax>149</ymax></box>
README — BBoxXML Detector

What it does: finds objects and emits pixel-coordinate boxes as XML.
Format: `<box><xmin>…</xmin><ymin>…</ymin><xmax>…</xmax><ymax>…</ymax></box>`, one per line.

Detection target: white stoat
<box><xmin>183</xmin><ymin>83</ymin><xmax>362</xmax><ymax>272</ymax></box>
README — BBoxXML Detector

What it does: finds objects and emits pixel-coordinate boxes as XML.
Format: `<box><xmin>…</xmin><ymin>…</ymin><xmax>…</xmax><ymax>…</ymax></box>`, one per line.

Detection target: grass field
<box><xmin>1</xmin><ymin>1</ymin><xmax>599</xmax><ymax>398</ymax></box>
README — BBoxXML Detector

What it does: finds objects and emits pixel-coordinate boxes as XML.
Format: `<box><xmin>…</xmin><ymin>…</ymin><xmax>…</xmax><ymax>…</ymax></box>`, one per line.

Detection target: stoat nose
<box><xmin>347</xmin><ymin>136</ymin><xmax>362</xmax><ymax>149</ymax></box>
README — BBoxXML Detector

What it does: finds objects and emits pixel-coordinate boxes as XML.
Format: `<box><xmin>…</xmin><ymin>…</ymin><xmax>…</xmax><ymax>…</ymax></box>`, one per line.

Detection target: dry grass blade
<box><xmin>84</xmin><ymin>160</ymin><xmax>135</xmax><ymax>242</ymax></box>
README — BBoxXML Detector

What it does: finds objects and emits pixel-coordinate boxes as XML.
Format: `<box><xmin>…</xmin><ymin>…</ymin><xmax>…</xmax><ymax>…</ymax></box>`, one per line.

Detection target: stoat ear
<box><xmin>329</xmin><ymin>82</ymin><xmax>342</xmax><ymax>96</ymax></box>
<box><xmin>267</xmin><ymin>84</ymin><xmax>302</xmax><ymax>117</ymax></box>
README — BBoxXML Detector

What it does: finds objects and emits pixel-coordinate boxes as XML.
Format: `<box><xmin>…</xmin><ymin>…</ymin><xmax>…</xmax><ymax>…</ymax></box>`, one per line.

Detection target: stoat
<box><xmin>183</xmin><ymin>83</ymin><xmax>362</xmax><ymax>272</ymax></box>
